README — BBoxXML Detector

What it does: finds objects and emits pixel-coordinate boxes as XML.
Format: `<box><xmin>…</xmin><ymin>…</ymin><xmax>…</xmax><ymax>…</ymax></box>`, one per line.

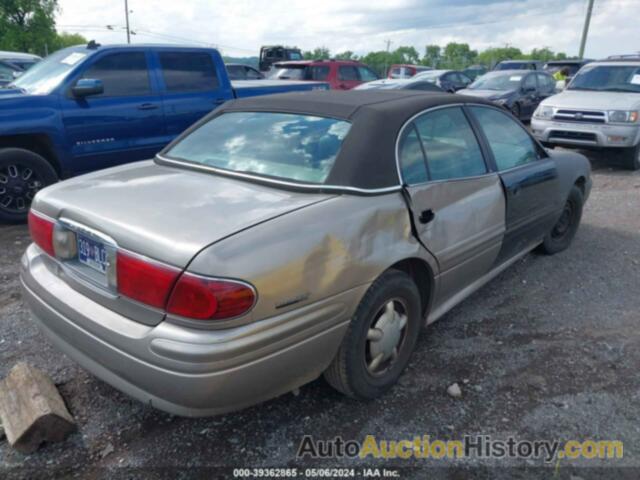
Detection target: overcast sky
<box><xmin>56</xmin><ymin>0</ymin><xmax>639</xmax><ymax>59</ymax></box>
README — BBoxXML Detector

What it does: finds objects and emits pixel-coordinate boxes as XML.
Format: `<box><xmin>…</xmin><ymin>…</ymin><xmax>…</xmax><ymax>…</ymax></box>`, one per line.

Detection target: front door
<box><xmin>60</xmin><ymin>51</ymin><xmax>166</xmax><ymax>173</ymax></box>
<box><xmin>398</xmin><ymin>106</ymin><xmax>506</xmax><ymax>308</ymax></box>
<box><xmin>336</xmin><ymin>65</ymin><xmax>361</xmax><ymax>90</ymax></box>
<box><xmin>468</xmin><ymin>106</ymin><xmax>561</xmax><ymax>262</ymax></box>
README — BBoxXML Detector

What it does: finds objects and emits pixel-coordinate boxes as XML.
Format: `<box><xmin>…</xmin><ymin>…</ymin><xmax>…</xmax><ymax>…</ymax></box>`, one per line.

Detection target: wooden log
<box><xmin>0</xmin><ymin>363</ymin><xmax>75</xmax><ymax>453</ymax></box>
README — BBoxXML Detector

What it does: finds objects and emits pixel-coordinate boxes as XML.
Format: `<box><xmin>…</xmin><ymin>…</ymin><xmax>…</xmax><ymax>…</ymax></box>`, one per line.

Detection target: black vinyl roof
<box><xmin>212</xmin><ymin>91</ymin><xmax>495</xmax><ymax>190</ymax></box>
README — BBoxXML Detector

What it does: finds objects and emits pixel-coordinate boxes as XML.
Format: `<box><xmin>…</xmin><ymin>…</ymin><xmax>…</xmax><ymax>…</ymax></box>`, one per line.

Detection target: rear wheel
<box><xmin>0</xmin><ymin>148</ymin><xmax>58</xmax><ymax>223</ymax></box>
<box><xmin>539</xmin><ymin>186</ymin><xmax>583</xmax><ymax>255</ymax></box>
<box><xmin>624</xmin><ymin>144</ymin><xmax>640</xmax><ymax>171</ymax></box>
<box><xmin>324</xmin><ymin>270</ymin><xmax>422</xmax><ymax>399</ymax></box>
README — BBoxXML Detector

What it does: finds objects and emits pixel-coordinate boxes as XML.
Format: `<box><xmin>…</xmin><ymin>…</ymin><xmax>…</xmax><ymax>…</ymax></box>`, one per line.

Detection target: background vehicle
<box><xmin>413</xmin><ymin>69</ymin><xmax>472</xmax><ymax>92</ymax></box>
<box><xmin>0</xmin><ymin>43</ymin><xmax>328</xmax><ymax>222</ymax></box>
<box><xmin>0</xmin><ymin>60</ymin><xmax>22</xmax><ymax>86</ymax></box>
<box><xmin>270</xmin><ymin>59</ymin><xmax>378</xmax><ymax>89</ymax></box>
<box><xmin>226</xmin><ymin>63</ymin><xmax>264</xmax><ymax>80</ymax></box>
<box><xmin>387</xmin><ymin>64</ymin><xmax>432</xmax><ymax>79</ymax></box>
<box><xmin>0</xmin><ymin>51</ymin><xmax>41</xmax><ymax>71</ymax></box>
<box><xmin>463</xmin><ymin>64</ymin><xmax>488</xmax><ymax>81</ymax></box>
<box><xmin>258</xmin><ymin>45</ymin><xmax>303</xmax><ymax>72</ymax></box>
<box><xmin>543</xmin><ymin>59</ymin><xmax>593</xmax><ymax>78</ymax></box>
<box><xmin>458</xmin><ymin>70</ymin><xmax>556</xmax><ymax>121</ymax></box>
<box><xmin>493</xmin><ymin>60</ymin><xmax>543</xmax><ymax>71</ymax></box>
<box><xmin>531</xmin><ymin>57</ymin><xmax>640</xmax><ymax>170</ymax></box>
<box><xmin>22</xmin><ymin>91</ymin><xmax>591</xmax><ymax>417</ymax></box>
<box><xmin>355</xmin><ymin>77</ymin><xmax>444</xmax><ymax>92</ymax></box>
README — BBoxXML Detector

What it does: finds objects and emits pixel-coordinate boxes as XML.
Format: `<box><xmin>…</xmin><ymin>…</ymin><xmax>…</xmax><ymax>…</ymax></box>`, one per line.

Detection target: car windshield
<box><xmin>11</xmin><ymin>49</ymin><xmax>87</xmax><ymax>94</ymax></box>
<box><xmin>288</xmin><ymin>51</ymin><xmax>303</xmax><ymax>60</ymax></box>
<box><xmin>469</xmin><ymin>72</ymin><xmax>523</xmax><ymax>90</ymax></box>
<box><xmin>544</xmin><ymin>63</ymin><xmax>581</xmax><ymax>75</ymax></box>
<box><xmin>269</xmin><ymin>67</ymin><xmax>305</xmax><ymax>80</ymax></box>
<box><xmin>568</xmin><ymin>65</ymin><xmax>640</xmax><ymax>92</ymax></box>
<box><xmin>413</xmin><ymin>71</ymin><xmax>442</xmax><ymax>82</ymax></box>
<box><xmin>165</xmin><ymin>112</ymin><xmax>352</xmax><ymax>184</ymax></box>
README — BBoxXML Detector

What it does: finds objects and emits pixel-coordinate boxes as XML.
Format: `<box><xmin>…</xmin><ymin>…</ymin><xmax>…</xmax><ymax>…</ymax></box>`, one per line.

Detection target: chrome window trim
<box><xmin>155</xmin><ymin>154</ymin><xmax>402</xmax><ymax>195</ymax></box>
<box><xmin>395</xmin><ymin>102</ymin><xmax>497</xmax><ymax>187</ymax></box>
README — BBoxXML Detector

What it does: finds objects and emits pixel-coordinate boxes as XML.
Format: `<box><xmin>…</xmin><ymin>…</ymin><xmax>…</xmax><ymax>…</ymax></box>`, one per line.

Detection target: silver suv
<box><xmin>531</xmin><ymin>56</ymin><xmax>640</xmax><ymax>170</ymax></box>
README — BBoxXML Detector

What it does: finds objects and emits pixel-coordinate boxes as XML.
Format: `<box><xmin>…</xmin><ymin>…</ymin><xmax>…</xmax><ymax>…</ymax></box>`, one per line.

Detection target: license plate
<box><xmin>77</xmin><ymin>234</ymin><xmax>108</xmax><ymax>274</ymax></box>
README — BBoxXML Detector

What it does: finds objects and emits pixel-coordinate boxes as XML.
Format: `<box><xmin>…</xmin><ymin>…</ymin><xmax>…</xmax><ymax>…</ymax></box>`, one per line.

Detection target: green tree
<box><xmin>440</xmin><ymin>42</ymin><xmax>477</xmax><ymax>69</ymax></box>
<box><xmin>0</xmin><ymin>0</ymin><xmax>58</xmax><ymax>55</ymax></box>
<box><xmin>394</xmin><ymin>46</ymin><xmax>419</xmax><ymax>64</ymax></box>
<box><xmin>50</xmin><ymin>32</ymin><xmax>87</xmax><ymax>51</ymax></box>
<box><xmin>335</xmin><ymin>50</ymin><xmax>358</xmax><ymax>61</ymax></box>
<box><xmin>303</xmin><ymin>47</ymin><xmax>331</xmax><ymax>60</ymax></box>
<box><xmin>422</xmin><ymin>44</ymin><xmax>441</xmax><ymax>68</ymax></box>
<box><xmin>476</xmin><ymin>46</ymin><xmax>523</xmax><ymax>68</ymax></box>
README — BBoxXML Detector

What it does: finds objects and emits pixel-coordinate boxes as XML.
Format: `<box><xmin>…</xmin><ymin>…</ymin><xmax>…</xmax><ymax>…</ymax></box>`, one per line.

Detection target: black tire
<box><xmin>324</xmin><ymin>269</ymin><xmax>422</xmax><ymax>399</ymax></box>
<box><xmin>0</xmin><ymin>148</ymin><xmax>58</xmax><ymax>223</ymax></box>
<box><xmin>624</xmin><ymin>144</ymin><xmax>640</xmax><ymax>171</ymax></box>
<box><xmin>539</xmin><ymin>185</ymin><xmax>583</xmax><ymax>255</ymax></box>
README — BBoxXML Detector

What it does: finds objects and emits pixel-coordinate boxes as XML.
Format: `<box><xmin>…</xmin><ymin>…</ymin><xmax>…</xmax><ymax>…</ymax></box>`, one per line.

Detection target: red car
<box><xmin>270</xmin><ymin>59</ymin><xmax>379</xmax><ymax>90</ymax></box>
<box><xmin>388</xmin><ymin>64</ymin><xmax>433</xmax><ymax>79</ymax></box>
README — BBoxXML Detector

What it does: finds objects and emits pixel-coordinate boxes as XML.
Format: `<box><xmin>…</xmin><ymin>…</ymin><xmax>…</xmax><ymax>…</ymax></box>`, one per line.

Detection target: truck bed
<box><xmin>232</xmin><ymin>79</ymin><xmax>328</xmax><ymax>98</ymax></box>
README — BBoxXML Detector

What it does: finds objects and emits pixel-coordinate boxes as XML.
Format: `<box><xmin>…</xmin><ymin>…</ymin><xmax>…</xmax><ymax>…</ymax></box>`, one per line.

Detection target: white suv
<box><xmin>531</xmin><ymin>56</ymin><xmax>640</xmax><ymax>170</ymax></box>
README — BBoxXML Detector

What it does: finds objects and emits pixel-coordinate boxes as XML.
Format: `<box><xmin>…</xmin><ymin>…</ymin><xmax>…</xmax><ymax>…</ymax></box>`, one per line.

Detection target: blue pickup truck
<box><xmin>0</xmin><ymin>43</ymin><xmax>328</xmax><ymax>222</ymax></box>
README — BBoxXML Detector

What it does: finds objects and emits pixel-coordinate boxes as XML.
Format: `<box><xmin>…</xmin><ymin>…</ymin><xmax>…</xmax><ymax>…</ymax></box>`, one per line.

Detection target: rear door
<box><xmin>157</xmin><ymin>50</ymin><xmax>233</xmax><ymax>137</ymax></box>
<box><xmin>336</xmin><ymin>65</ymin><xmax>360</xmax><ymax>90</ymax></box>
<box><xmin>468</xmin><ymin>106</ymin><xmax>561</xmax><ymax>262</ymax></box>
<box><xmin>398</xmin><ymin>106</ymin><xmax>506</xmax><ymax>304</ymax></box>
<box><xmin>60</xmin><ymin>50</ymin><xmax>166</xmax><ymax>173</ymax></box>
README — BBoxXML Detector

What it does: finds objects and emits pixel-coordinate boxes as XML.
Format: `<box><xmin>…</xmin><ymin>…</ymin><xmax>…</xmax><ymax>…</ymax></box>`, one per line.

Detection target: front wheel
<box><xmin>539</xmin><ymin>185</ymin><xmax>584</xmax><ymax>255</ymax></box>
<box><xmin>324</xmin><ymin>270</ymin><xmax>422</xmax><ymax>399</ymax></box>
<box><xmin>624</xmin><ymin>144</ymin><xmax>640</xmax><ymax>171</ymax></box>
<box><xmin>0</xmin><ymin>148</ymin><xmax>58</xmax><ymax>223</ymax></box>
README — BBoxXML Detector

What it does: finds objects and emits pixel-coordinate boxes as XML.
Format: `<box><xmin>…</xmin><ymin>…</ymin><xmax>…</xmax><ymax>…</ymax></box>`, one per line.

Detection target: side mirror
<box><xmin>72</xmin><ymin>78</ymin><xmax>103</xmax><ymax>97</ymax></box>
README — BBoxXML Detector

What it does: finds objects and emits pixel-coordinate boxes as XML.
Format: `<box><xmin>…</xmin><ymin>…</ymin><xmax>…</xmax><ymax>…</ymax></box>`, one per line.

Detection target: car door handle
<box><xmin>213</xmin><ymin>98</ymin><xmax>226</xmax><ymax>105</ymax></box>
<box><xmin>419</xmin><ymin>209</ymin><xmax>435</xmax><ymax>224</ymax></box>
<box><xmin>137</xmin><ymin>103</ymin><xmax>159</xmax><ymax>110</ymax></box>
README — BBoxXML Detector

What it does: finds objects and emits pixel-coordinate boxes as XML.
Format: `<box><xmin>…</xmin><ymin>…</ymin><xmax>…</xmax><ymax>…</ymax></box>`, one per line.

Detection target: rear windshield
<box><xmin>165</xmin><ymin>112</ymin><xmax>351</xmax><ymax>184</ymax></box>
<box><xmin>269</xmin><ymin>66</ymin><xmax>305</xmax><ymax>80</ymax></box>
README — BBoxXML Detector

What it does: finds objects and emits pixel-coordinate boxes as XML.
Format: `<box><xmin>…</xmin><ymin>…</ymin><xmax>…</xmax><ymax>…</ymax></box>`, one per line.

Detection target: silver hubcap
<box><xmin>366</xmin><ymin>299</ymin><xmax>408</xmax><ymax>376</ymax></box>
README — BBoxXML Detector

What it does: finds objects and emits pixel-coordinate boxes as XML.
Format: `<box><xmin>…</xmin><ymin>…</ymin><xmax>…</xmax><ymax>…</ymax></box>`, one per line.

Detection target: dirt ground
<box><xmin>0</xmin><ymin>151</ymin><xmax>639</xmax><ymax>479</ymax></box>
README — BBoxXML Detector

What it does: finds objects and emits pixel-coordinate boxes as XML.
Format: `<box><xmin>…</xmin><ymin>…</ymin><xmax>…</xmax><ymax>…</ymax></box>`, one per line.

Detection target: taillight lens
<box><xmin>28</xmin><ymin>210</ymin><xmax>55</xmax><ymax>257</ymax></box>
<box><xmin>116</xmin><ymin>251</ymin><xmax>180</xmax><ymax>309</ymax></box>
<box><xmin>167</xmin><ymin>273</ymin><xmax>255</xmax><ymax>320</ymax></box>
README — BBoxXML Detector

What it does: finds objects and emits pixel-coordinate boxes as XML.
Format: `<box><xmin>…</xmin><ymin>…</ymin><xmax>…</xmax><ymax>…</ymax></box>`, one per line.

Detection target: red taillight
<box><xmin>167</xmin><ymin>273</ymin><xmax>255</xmax><ymax>320</ymax></box>
<box><xmin>28</xmin><ymin>210</ymin><xmax>55</xmax><ymax>257</ymax></box>
<box><xmin>116</xmin><ymin>251</ymin><xmax>180</xmax><ymax>309</ymax></box>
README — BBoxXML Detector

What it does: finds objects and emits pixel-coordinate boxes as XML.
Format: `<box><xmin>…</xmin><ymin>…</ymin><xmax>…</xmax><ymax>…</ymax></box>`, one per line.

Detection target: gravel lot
<box><xmin>0</xmin><ymin>151</ymin><xmax>639</xmax><ymax>479</ymax></box>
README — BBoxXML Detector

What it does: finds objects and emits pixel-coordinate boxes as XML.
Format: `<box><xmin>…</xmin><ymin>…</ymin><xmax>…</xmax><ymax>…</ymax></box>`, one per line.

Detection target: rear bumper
<box><xmin>21</xmin><ymin>245</ymin><xmax>361</xmax><ymax>417</ymax></box>
<box><xmin>531</xmin><ymin>118</ymin><xmax>640</xmax><ymax>148</ymax></box>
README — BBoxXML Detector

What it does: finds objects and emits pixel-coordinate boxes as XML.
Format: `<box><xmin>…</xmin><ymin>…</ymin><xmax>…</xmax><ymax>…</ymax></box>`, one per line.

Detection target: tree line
<box><xmin>0</xmin><ymin>0</ymin><xmax>87</xmax><ymax>56</ymax></box>
<box><xmin>304</xmin><ymin>44</ymin><xmax>570</xmax><ymax>76</ymax></box>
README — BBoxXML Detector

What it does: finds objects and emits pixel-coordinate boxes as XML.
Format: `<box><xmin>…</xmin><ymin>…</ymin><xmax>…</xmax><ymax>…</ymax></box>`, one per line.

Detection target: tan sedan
<box><xmin>21</xmin><ymin>91</ymin><xmax>591</xmax><ymax>416</ymax></box>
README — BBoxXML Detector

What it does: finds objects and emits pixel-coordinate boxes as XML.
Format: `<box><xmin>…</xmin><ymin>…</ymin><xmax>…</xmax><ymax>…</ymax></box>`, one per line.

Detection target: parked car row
<box><xmin>0</xmin><ymin>43</ymin><xmax>329</xmax><ymax>222</ymax></box>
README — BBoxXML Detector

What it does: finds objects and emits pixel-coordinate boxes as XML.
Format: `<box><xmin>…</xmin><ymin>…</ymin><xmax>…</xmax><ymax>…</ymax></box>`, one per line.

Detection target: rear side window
<box><xmin>470</xmin><ymin>106</ymin><xmax>539</xmax><ymax>170</ymax></box>
<box><xmin>226</xmin><ymin>65</ymin><xmax>244</xmax><ymax>80</ymax></box>
<box><xmin>338</xmin><ymin>66</ymin><xmax>359</xmax><ymax>81</ymax></box>
<box><xmin>358</xmin><ymin>67</ymin><xmax>378</xmax><ymax>81</ymax></box>
<box><xmin>413</xmin><ymin>107</ymin><xmax>486</xmax><ymax>181</ymax></box>
<box><xmin>82</xmin><ymin>52</ymin><xmax>150</xmax><ymax>96</ymax></box>
<box><xmin>159</xmin><ymin>52</ymin><xmax>219</xmax><ymax>92</ymax></box>
<box><xmin>306</xmin><ymin>66</ymin><xmax>330</xmax><ymax>81</ymax></box>
<box><xmin>398</xmin><ymin>126</ymin><xmax>428</xmax><ymax>185</ymax></box>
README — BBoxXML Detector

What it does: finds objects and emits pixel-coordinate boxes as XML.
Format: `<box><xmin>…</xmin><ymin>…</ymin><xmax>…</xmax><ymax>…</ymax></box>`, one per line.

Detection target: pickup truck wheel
<box><xmin>0</xmin><ymin>148</ymin><xmax>58</xmax><ymax>223</ymax></box>
<box><xmin>324</xmin><ymin>269</ymin><xmax>421</xmax><ymax>399</ymax></box>
<box><xmin>539</xmin><ymin>185</ymin><xmax>583</xmax><ymax>255</ymax></box>
<box><xmin>625</xmin><ymin>144</ymin><xmax>640</xmax><ymax>171</ymax></box>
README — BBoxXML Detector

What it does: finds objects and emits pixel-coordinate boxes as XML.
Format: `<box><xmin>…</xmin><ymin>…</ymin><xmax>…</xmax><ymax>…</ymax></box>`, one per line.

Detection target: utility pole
<box><xmin>124</xmin><ymin>0</ymin><xmax>131</xmax><ymax>44</ymax></box>
<box><xmin>383</xmin><ymin>39</ymin><xmax>392</xmax><ymax>77</ymax></box>
<box><xmin>579</xmin><ymin>0</ymin><xmax>595</xmax><ymax>58</ymax></box>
